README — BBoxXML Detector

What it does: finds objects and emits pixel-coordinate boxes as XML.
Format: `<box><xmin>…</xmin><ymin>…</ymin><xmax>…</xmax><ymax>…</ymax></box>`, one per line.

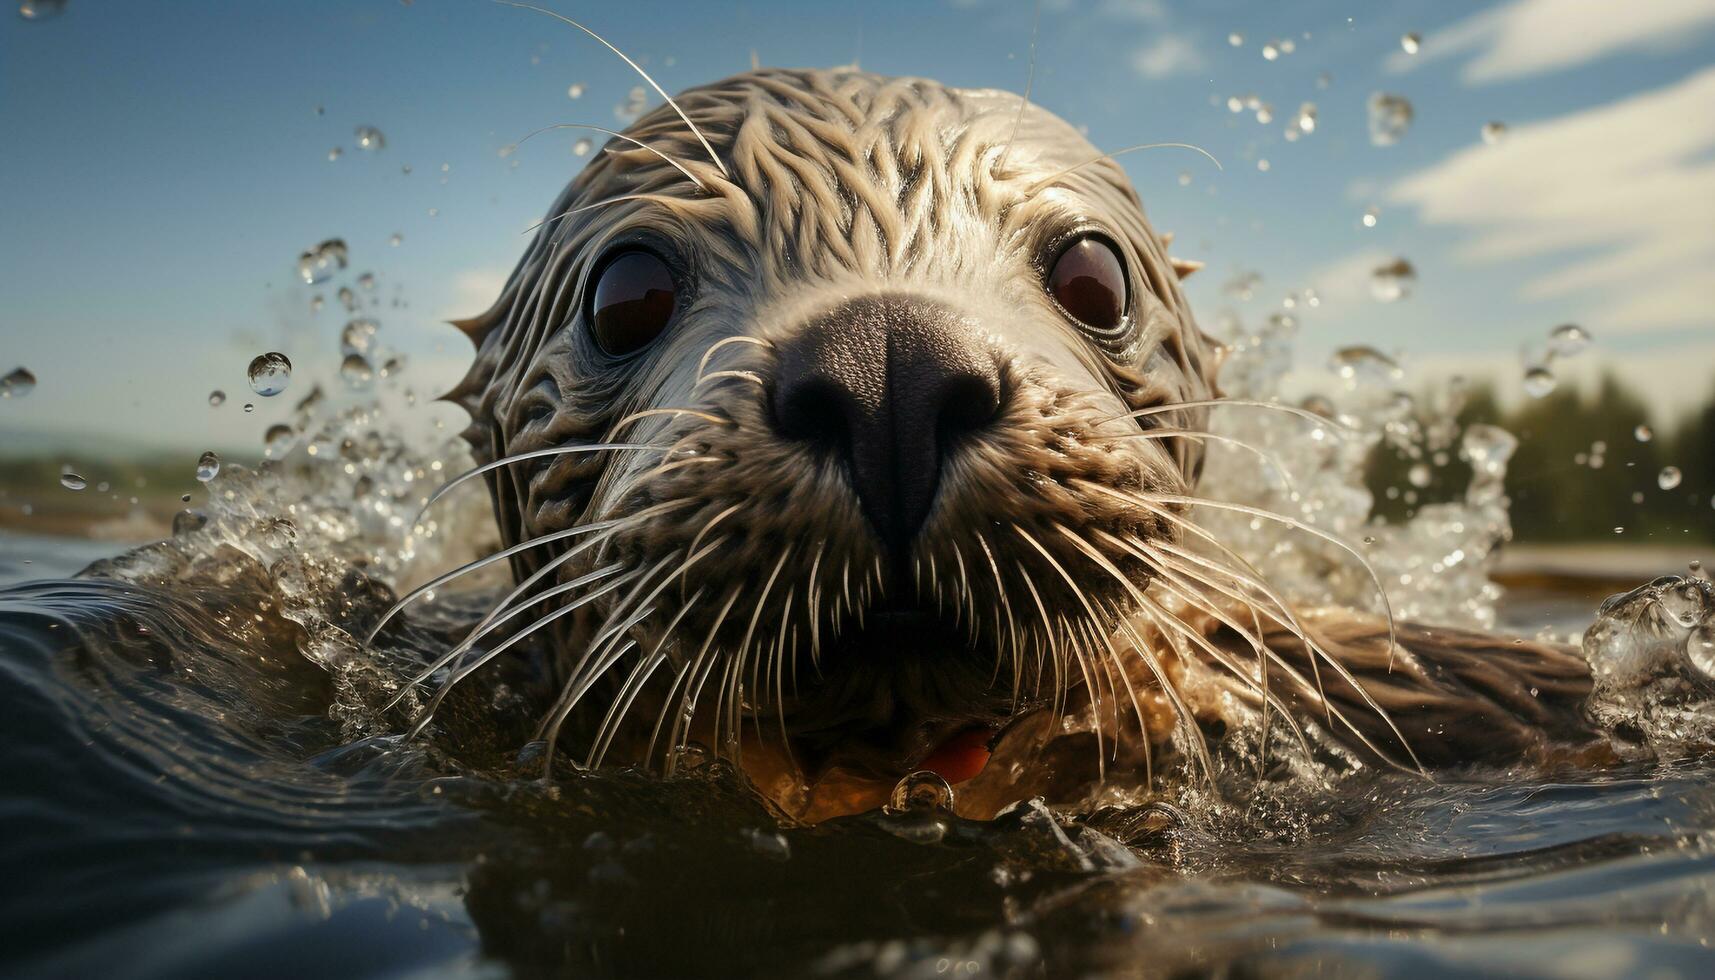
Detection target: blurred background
<box><xmin>2</xmin><ymin>0</ymin><xmax>1712</xmax><ymax>547</ymax></box>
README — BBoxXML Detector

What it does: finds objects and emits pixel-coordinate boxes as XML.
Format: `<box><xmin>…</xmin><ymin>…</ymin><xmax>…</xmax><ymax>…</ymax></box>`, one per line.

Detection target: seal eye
<box><xmin>589</xmin><ymin>249</ymin><xmax>677</xmax><ymax>356</ymax></box>
<box><xmin>1047</xmin><ymin>236</ymin><xmax>1128</xmax><ymax>331</ymax></box>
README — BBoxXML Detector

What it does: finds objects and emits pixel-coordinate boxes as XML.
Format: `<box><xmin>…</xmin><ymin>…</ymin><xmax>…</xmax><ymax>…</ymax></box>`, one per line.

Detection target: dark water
<box><xmin>3</xmin><ymin>531</ymin><xmax>1714</xmax><ymax>979</ymax></box>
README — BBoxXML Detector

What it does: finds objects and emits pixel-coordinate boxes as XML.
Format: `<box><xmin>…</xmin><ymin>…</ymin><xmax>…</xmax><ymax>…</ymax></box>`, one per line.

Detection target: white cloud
<box><xmin>1303</xmin><ymin>247</ymin><xmax>1398</xmax><ymax>317</ymax></box>
<box><xmin>1387</xmin><ymin>67</ymin><xmax>1715</xmax><ymax>334</ymax></box>
<box><xmin>1130</xmin><ymin>34</ymin><xmax>1204</xmax><ymax>79</ymax></box>
<box><xmin>438</xmin><ymin>267</ymin><xmax>510</xmax><ymax>323</ymax></box>
<box><xmin>1386</xmin><ymin>0</ymin><xmax>1715</xmax><ymax>83</ymax></box>
<box><xmin>1096</xmin><ymin>0</ymin><xmax>1169</xmax><ymax>23</ymax></box>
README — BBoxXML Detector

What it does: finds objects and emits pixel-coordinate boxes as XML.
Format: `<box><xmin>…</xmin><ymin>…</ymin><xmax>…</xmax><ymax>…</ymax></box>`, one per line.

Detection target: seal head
<box><xmin>449</xmin><ymin>68</ymin><xmax>1263</xmax><ymax>807</ymax></box>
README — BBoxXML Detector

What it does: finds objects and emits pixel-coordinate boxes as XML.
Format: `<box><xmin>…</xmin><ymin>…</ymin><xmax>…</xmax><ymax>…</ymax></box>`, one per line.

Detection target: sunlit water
<box><xmin>4</xmin><ymin>316</ymin><xmax>1714</xmax><ymax>978</ymax></box>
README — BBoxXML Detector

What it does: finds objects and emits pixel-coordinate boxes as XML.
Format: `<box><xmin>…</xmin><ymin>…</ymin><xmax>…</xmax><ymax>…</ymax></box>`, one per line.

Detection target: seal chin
<box><xmin>761</xmin><ymin>599</ymin><xmax>1028</xmax><ymax>783</ymax></box>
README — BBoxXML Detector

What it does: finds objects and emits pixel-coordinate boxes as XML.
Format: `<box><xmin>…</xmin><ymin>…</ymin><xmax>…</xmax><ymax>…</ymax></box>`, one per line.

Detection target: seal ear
<box><xmin>449</xmin><ymin>311</ymin><xmax>503</xmax><ymax>348</ymax></box>
<box><xmin>1158</xmin><ymin>231</ymin><xmax>1202</xmax><ymax>281</ymax></box>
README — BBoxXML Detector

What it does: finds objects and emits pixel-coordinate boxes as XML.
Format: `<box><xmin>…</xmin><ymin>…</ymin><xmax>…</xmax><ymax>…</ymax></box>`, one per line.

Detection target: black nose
<box><xmin>771</xmin><ymin>294</ymin><xmax>1003</xmax><ymax>551</ymax></box>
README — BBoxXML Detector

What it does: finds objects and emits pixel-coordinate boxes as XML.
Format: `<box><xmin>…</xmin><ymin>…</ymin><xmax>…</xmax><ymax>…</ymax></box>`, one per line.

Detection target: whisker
<box><xmin>658</xmin><ymin>586</ymin><xmax>743</xmax><ymax>770</ymax></box>
<box><xmin>695</xmin><ymin>335</ymin><xmax>773</xmax><ymax>380</ymax></box>
<box><xmin>1107</xmin><ymin>398</ymin><xmax>1351</xmax><ymax>433</ymax></box>
<box><xmin>406</xmin><ymin>568</ymin><xmax>643</xmax><ymax>738</ymax></box>
<box><xmin>368</xmin><ymin>519</ymin><xmax>623</xmax><ymax>644</ymax></box>
<box><xmin>494</xmin><ymin>1</ymin><xmax>729</xmax><ymax>177</ymax></box>
<box><xmin>1029</xmin><ymin>142</ymin><xmax>1222</xmax><ymax>195</ymax></box>
<box><xmin>1138</xmin><ymin>491</ymin><xmax>1399</xmax><ymax>669</ymax></box>
<box><xmin>528</xmin><ymin>192</ymin><xmax>669</xmax><ymax>237</ymax></box>
<box><xmin>386</xmin><ymin>560</ymin><xmax>625</xmax><ymax>712</ymax></box>
<box><xmin>993</xmin><ymin>0</ymin><xmax>1041</xmax><ymax>176</ymax></box>
<box><xmin>1015</xmin><ymin>526</ymin><xmax>1107</xmax><ymax>767</ymax></box>
<box><xmin>508</xmin><ymin>122</ymin><xmax>708</xmax><ymax>191</ymax></box>
<box><xmin>1053</xmin><ymin>523</ymin><xmax>1211</xmax><ymax>782</ymax></box>
<box><xmin>1094</xmin><ymin>429</ymin><xmax>1298</xmax><ymax>494</ymax></box>
<box><xmin>413</xmin><ymin>442</ymin><xmax>657</xmax><ymax>526</ymax></box>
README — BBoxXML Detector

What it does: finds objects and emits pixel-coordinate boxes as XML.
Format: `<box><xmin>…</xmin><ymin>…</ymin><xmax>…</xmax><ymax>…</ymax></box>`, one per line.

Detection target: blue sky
<box><xmin>3</xmin><ymin>0</ymin><xmax>1713</xmax><ymax>459</ymax></box>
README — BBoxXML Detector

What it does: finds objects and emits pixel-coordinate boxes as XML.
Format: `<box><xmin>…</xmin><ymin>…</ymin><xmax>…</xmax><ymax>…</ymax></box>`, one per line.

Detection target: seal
<box><xmin>427</xmin><ymin>66</ymin><xmax>1598</xmax><ymax>820</ymax></box>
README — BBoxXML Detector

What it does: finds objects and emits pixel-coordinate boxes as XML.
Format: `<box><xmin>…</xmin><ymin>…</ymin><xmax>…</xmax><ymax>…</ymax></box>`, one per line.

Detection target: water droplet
<box><xmin>1547</xmin><ymin>323</ymin><xmax>1591</xmax><ymax>358</ymax></box>
<box><xmin>354</xmin><ymin>125</ymin><xmax>386</xmax><ymax>151</ymax></box>
<box><xmin>194</xmin><ymin>451</ymin><xmax>220</xmax><ymax>483</ymax></box>
<box><xmin>340</xmin><ymin>317</ymin><xmax>378</xmax><ymax>355</ymax></box>
<box><xmin>357</xmin><ymin>271</ymin><xmax>376</xmax><ymax>291</ymax></box>
<box><xmin>886</xmin><ymin>770</ymin><xmax>955</xmax><ymax>814</ymax></box>
<box><xmin>1660</xmin><ymin>466</ymin><xmax>1684</xmax><ymax>491</ymax></box>
<box><xmin>1256</xmin><ymin>158</ymin><xmax>1271</xmax><ymax>172</ymax></box>
<box><xmin>1408</xmin><ymin>462</ymin><xmax>1432</xmax><ymax>488</ymax></box>
<box><xmin>1635</xmin><ymin>424</ymin><xmax>1653</xmax><ymax>443</ymax></box>
<box><xmin>264</xmin><ymin>424</ymin><xmax>297</xmax><ymax>458</ymax></box>
<box><xmin>1368</xmin><ymin>93</ymin><xmax>1414</xmax><ymax>146</ymax></box>
<box><xmin>172</xmin><ymin>509</ymin><xmax>207</xmax><ymax>535</ymax></box>
<box><xmin>388</xmin><ymin>232</ymin><xmax>402</xmax><ymax>247</ymax></box>
<box><xmin>243</xmin><ymin>402</ymin><xmax>255</xmax><ymax>413</ymax></box>
<box><xmin>573</xmin><ymin>137</ymin><xmax>593</xmax><ymax>156</ymax></box>
<box><xmin>1369</xmin><ymin>258</ymin><xmax>1416</xmax><ymax>302</ymax></box>
<box><xmin>567</xmin><ymin>82</ymin><xmax>586</xmax><ymax>99</ymax></box>
<box><xmin>18</xmin><ymin>0</ymin><xmax>66</xmax><ymax>19</ymax></box>
<box><xmin>1613</xmin><ymin>526</ymin><xmax>1625</xmax><ymax>535</ymax></box>
<box><xmin>614</xmin><ymin>85</ymin><xmax>648</xmax><ymax>122</ymax></box>
<box><xmin>1226</xmin><ymin>95</ymin><xmax>1245</xmax><ymax>113</ymax></box>
<box><xmin>296</xmin><ymin>239</ymin><xmax>348</xmax><ymax>285</ymax></box>
<box><xmin>1177</xmin><ymin>170</ymin><xmax>1192</xmax><ymax>186</ymax></box>
<box><xmin>1362</xmin><ymin>208</ymin><xmax>1379</xmax><ymax>228</ymax></box>
<box><xmin>207</xmin><ymin>390</ymin><xmax>225</xmax><ymax>407</ymax></box>
<box><xmin>1462</xmin><ymin>424</ymin><xmax>1517</xmax><ymax>479</ymax></box>
<box><xmin>59</xmin><ymin>472</ymin><xmax>86</xmax><ymax>491</ymax></box>
<box><xmin>1329</xmin><ymin>345</ymin><xmax>1403</xmax><ymax>386</ymax></box>
<box><xmin>248</xmin><ymin>352</ymin><xmax>293</xmax><ymax>396</ymax></box>
<box><xmin>1261</xmin><ymin>41</ymin><xmax>1280</xmax><ymax>61</ymax></box>
<box><xmin>1228</xmin><ymin>32</ymin><xmax>1243</xmax><ymax>47</ymax></box>
<box><xmin>1</xmin><ymin>366</ymin><xmax>36</xmax><ymax>398</ymax></box>
<box><xmin>1316</xmin><ymin>71</ymin><xmax>1332</xmax><ymax>89</ymax></box>
<box><xmin>1254</xmin><ymin>103</ymin><xmax>1274</xmax><ymax>125</ymax></box>
<box><xmin>1295</xmin><ymin>102</ymin><xmax>1317</xmax><ymax>133</ymax></box>
<box><xmin>1522</xmin><ymin>366</ymin><xmax>1557</xmax><ymax>398</ymax></box>
<box><xmin>1481</xmin><ymin>121</ymin><xmax>1508</xmax><ymax>145</ymax></box>
<box><xmin>309</xmin><ymin>294</ymin><xmax>325</xmax><ymax>314</ymax></box>
<box><xmin>1400</xmin><ymin>32</ymin><xmax>1421</xmax><ymax>55</ymax></box>
<box><xmin>337</xmin><ymin>286</ymin><xmax>357</xmax><ymax>312</ymax></box>
<box><xmin>340</xmin><ymin>353</ymin><xmax>375</xmax><ymax>388</ymax></box>
<box><xmin>326</xmin><ymin>147</ymin><xmax>343</xmax><ymax>162</ymax></box>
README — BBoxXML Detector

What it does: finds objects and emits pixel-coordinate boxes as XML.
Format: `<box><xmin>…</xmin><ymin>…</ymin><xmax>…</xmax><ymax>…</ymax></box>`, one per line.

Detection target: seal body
<box><xmin>447</xmin><ymin>68</ymin><xmax>1597</xmax><ymax>819</ymax></box>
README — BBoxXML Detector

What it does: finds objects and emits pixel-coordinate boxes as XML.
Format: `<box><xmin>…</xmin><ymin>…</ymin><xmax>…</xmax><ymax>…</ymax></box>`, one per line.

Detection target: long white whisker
<box><xmin>494</xmin><ymin>1</ymin><xmax>730</xmax><ymax>177</ymax></box>
<box><xmin>413</xmin><ymin>443</ymin><xmax>656</xmax><ymax>525</ymax></box>
<box><xmin>1030</xmin><ymin>142</ymin><xmax>1222</xmax><ymax>194</ymax></box>
<box><xmin>510</xmin><ymin>122</ymin><xmax>707</xmax><ymax>190</ymax></box>
<box><xmin>368</xmin><ymin>520</ymin><xmax>622</xmax><ymax>644</ymax></box>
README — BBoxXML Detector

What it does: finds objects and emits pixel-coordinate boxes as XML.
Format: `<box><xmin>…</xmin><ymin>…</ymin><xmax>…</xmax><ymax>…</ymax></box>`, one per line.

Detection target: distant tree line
<box><xmin>1367</xmin><ymin>374</ymin><xmax>1715</xmax><ymax>543</ymax></box>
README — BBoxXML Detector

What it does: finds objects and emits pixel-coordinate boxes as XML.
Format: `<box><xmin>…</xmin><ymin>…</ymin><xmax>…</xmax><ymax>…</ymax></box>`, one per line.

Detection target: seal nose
<box><xmin>772</xmin><ymin>295</ymin><xmax>1002</xmax><ymax>551</ymax></box>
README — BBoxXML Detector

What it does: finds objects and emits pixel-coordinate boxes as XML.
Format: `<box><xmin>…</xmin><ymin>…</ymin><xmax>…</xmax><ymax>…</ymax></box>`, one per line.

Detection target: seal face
<box><xmin>444</xmin><ymin>68</ymin><xmax>1593</xmax><ymax>813</ymax></box>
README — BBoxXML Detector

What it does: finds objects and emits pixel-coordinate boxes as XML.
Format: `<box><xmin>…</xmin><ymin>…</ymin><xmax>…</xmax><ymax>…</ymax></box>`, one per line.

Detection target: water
<box><xmin>4</xmin><ymin>321</ymin><xmax>1714</xmax><ymax>977</ymax></box>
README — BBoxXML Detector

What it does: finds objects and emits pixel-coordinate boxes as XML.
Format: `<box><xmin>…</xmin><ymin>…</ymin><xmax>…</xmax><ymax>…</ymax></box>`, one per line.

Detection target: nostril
<box><xmin>934</xmin><ymin>373</ymin><xmax>1003</xmax><ymax>447</ymax></box>
<box><xmin>773</xmin><ymin>376</ymin><xmax>853</xmax><ymax>452</ymax></box>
